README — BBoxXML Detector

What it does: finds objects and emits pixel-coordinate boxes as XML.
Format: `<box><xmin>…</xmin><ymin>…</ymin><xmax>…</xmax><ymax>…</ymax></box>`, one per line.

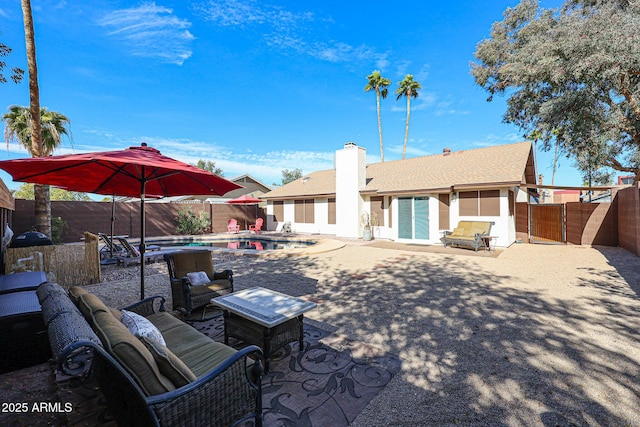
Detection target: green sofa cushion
<box><xmin>91</xmin><ymin>309</ymin><xmax>175</xmax><ymax>396</ymax></box>
<box><xmin>139</xmin><ymin>335</ymin><xmax>197</xmax><ymax>387</ymax></box>
<box><xmin>77</xmin><ymin>293</ymin><xmax>111</xmax><ymax>321</ymax></box>
<box><xmin>147</xmin><ymin>312</ymin><xmax>237</xmax><ymax>378</ymax></box>
<box><xmin>68</xmin><ymin>286</ymin><xmax>88</xmax><ymax>304</ymax></box>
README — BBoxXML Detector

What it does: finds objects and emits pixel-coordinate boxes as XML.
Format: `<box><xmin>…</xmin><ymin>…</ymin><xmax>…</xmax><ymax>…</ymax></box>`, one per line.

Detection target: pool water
<box><xmin>150</xmin><ymin>238</ymin><xmax>314</xmax><ymax>251</ymax></box>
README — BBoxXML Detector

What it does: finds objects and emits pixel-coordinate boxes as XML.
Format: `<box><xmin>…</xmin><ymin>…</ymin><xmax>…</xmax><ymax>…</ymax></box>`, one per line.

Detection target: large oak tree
<box><xmin>472</xmin><ymin>0</ymin><xmax>640</xmax><ymax>184</ymax></box>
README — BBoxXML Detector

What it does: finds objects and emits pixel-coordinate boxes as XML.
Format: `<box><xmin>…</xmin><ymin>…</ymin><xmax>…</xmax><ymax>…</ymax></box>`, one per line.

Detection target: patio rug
<box><xmin>58</xmin><ymin>315</ymin><xmax>401</xmax><ymax>427</ymax></box>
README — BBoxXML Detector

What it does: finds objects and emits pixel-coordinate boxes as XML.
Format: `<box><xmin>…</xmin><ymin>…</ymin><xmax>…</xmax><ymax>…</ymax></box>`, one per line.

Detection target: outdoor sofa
<box><xmin>37</xmin><ymin>282</ymin><xmax>263</xmax><ymax>427</ymax></box>
<box><xmin>440</xmin><ymin>220</ymin><xmax>495</xmax><ymax>252</ymax></box>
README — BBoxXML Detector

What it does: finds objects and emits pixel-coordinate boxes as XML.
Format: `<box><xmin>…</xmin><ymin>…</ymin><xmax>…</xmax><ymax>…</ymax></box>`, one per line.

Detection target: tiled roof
<box><xmin>262</xmin><ymin>169</ymin><xmax>336</xmax><ymax>199</ymax></box>
<box><xmin>262</xmin><ymin>142</ymin><xmax>533</xmax><ymax>199</ymax></box>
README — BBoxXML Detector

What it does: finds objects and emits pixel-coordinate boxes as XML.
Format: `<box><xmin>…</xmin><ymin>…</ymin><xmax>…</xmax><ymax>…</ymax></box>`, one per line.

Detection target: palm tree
<box><xmin>3</xmin><ymin>106</ymin><xmax>71</xmax><ymax>236</ymax></box>
<box><xmin>395</xmin><ymin>75</ymin><xmax>421</xmax><ymax>160</ymax></box>
<box><xmin>20</xmin><ymin>0</ymin><xmax>49</xmax><ymax>235</ymax></box>
<box><xmin>365</xmin><ymin>70</ymin><xmax>391</xmax><ymax>162</ymax></box>
<box><xmin>3</xmin><ymin>106</ymin><xmax>71</xmax><ymax>155</ymax></box>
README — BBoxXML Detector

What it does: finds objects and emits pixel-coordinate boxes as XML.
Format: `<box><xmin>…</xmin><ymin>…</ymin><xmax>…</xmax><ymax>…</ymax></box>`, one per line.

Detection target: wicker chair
<box><xmin>164</xmin><ymin>250</ymin><xmax>233</xmax><ymax>317</ymax></box>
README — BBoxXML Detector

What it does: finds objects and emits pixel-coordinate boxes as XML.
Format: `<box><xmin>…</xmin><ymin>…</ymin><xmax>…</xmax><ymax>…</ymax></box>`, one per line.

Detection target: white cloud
<box><xmin>194</xmin><ymin>0</ymin><xmax>313</xmax><ymax>30</ymax></box>
<box><xmin>434</xmin><ymin>96</ymin><xmax>470</xmax><ymax>116</ymax></box>
<box><xmin>414</xmin><ymin>64</ymin><xmax>430</xmax><ymax>82</ymax></box>
<box><xmin>469</xmin><ymin>132</ymin><xmax>522</xmax><ymax>148</ymax></box>
<box><xmin>98</xmin><ymin>2</ymin><xmax>194</xmax><ymax>65</ymax></box>
<box><xmin>68</xmin><ymin>129</ymin><xmax>336</xmax><ymax>185</ymax></box>
<box><xmin>195</xmin><ymin>0</ymin><xmax>388</xmax><ymax>68</ymax></box>
<box><xmin>387</xmin><ymin>142</ymin><xmax>433</xmax><ymax>158</ymax></box>
<box><xmin>390</xmin><ymin>92</ymin><xmax>437</xmax><ymax>113</ymax></box>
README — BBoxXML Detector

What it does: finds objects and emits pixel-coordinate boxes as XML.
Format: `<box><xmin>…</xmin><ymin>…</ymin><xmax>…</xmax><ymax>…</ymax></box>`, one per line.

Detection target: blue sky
<box><xmin>0</xmin><ymin>0</ymin><xmax>582</xmax><ymax>193</ymax></box>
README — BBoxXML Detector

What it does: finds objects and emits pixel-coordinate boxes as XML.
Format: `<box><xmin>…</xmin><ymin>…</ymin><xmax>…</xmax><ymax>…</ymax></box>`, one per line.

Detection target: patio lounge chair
<box><xmin>98</xmin><ymin>233</ymin><xmax>160</xmax><ymax>261</ymax></box>
<box><xmin>114</xmin><ymin>237</ymin><xmax>174</xmax><ymax>268</ymax></box>
<box><xmin>164</xmin><ymin>250</ymin><xmax>233</xmax><ymax>318</ymax></box>
<box><xmin>227</xmin><ymin>218</ymin><xmax>240</xmax><ymax>234</ymax></box>
<box><xmin>249</xmin><ymin>218</ymin><xmax>263</xmax><ymax>234</ymax></box>
<box><xmin>98</xmin><ymin>232</ymin><xmax>126</xmax><ymax>259</ymax></box>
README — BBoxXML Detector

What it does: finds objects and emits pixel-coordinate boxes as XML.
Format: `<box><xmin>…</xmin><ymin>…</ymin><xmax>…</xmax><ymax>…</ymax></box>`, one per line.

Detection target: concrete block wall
<box><xmin>617</xmin><ymin>185</ymin><xmax>640</xmax><ymax>256</ymax></box>
<box><xmin>565</xmin><ymin>202</ymin><xmax>617</xmax><ymax>246</ymax></box>
<box><xmin>13</xmin><ymin>200</ymin><xmax>266</xmax><ymax>243</ymax></box>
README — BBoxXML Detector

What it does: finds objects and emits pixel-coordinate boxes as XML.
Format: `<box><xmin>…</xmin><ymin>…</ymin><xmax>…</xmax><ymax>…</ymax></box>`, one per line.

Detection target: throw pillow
<box><xmin>186</xmin><ymin>271</ymin><xmax>210</xmax><ymax>286</ymax></box>
<box><xmin>121</xmin><ymin>310</ymin><xmax>166</xmax><ymax>346</ymax></box>
<box><xmin>138</xmin><ymin>336</ymin><xmax>197</xmax><ymax>387</ymax></box>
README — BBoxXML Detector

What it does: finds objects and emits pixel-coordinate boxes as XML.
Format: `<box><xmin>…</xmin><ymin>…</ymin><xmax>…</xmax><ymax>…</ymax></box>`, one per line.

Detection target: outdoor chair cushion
<box><xmin>139</xmin><ymin>335</ymin><xmax>197</xmax><ymax>387</ymax></box>
<box><xmin>469</xmin><ymin>227</ymin><xmax>485</xmax><ymax>237</ymax></box>
<box><xmin>451</xmin><ymin>227</ymin><xmax>465</xmax><ymax>236</ymax></box>
<box><xmin>91</xmin><ymin>309</ymin><xmax>175</xmax><ymax>396</ymax></box>
<box><xmin>186</xmin><ymin>271</ymin><xmax>209</xmax><ymax>286</ymax></box>
<box><xmin>121</xmin><ymin>309</ymin><xmax>166</xmax><ymax>346</ymax></box>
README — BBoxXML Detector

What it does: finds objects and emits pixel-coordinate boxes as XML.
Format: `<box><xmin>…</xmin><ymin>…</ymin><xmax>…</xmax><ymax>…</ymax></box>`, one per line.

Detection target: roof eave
<box><xmin>262</xmin><ymin>192</ymin><xmax>336</xmax><ymax>201</ymax></box>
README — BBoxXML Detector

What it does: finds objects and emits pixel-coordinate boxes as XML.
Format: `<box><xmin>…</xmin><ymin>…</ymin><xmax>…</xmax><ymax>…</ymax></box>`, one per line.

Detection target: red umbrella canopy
<box><xmin>226</xmin><ymin>194</ymin><xmax>262</xmax><ymax>204</ymax></box>
<box><xmin>0</xmin><ymin>144</ymin><xmax>243</xmax><ymax>300</ymax></box>
<box><xmin>0</xmin><ymin>144</ymin><xmax>242</xmax><ymax>198</ymax></box>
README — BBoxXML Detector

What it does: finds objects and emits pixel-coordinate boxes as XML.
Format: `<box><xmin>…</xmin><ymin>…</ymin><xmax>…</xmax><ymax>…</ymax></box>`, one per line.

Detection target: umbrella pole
<box><xmin>110</xmin><ymin>195</ymin><xmax>115</xmax><ymax>258</ymax></box>
<box><xmin>140</xmin><ymin>179</ymin><xmax>146</xmax><ymax>300</ymax></box>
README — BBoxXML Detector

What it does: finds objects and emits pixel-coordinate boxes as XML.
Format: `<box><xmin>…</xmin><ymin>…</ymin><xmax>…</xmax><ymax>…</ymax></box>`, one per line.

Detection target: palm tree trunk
<box><xmin>376</xmin><ymin>88</ymin><xmax>384</xmax><ymax>162</ymax></box>
<box><xmin>34</xmin><ymin>184</ymin><xmax>50</xmax><ymax>235</ymax></box>
<box><xmin>403</xmin><ymin>94</ymin><xmax>411</xmax><ymax>160</ymax></box>
<box><xmin>21</xmin><ymin>0</ymin><xmax>50</xmax><ymax>236</ymax></box>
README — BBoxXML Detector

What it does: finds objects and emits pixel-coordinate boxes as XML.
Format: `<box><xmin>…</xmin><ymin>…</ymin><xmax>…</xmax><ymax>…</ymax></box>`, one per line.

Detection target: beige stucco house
<box><xmin>261</xmin><ymin>142</ymin><xmax>537</xmax><ymax>248</ymax></box>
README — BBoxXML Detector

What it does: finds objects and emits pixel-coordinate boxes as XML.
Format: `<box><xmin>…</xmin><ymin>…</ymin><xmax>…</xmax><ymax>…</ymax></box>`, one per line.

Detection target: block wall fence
<box><xmin>13</xmin><ymin>200</ymin><xmax>266</xmax><ymax>243</ymax></box>
<box><xmin>516</xmin><ymin>184</ymin><xmax>640</xmax><ymax>256</ymax></box>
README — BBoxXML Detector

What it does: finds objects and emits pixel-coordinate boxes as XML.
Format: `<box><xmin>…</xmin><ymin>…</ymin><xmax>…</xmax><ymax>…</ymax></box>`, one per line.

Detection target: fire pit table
<box><xmin>211</xmin><ymin>287</ymin><xmax>317</xmax><ymax>373</ymax></box>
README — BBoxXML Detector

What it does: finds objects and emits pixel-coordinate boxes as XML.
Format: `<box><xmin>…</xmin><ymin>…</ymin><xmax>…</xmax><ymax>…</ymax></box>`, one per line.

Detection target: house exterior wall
<box><xmin>264</xmin><ymin>144</ymin><xmax>525</xmax><ymax>247</ymax></box>
<box><xmin>445</xmin><ymin>188</ymin><xmax>515</xmax><ymax>248</ymax></box>
<box><xmin>368</xmin><ymin>196</ymin><xmax>393</xmax><ymax>240</ymax></box>
<box><xmin>266</xmin><ymin>199</ymin><xmax>337</xmax><ymax>234</ymax></box>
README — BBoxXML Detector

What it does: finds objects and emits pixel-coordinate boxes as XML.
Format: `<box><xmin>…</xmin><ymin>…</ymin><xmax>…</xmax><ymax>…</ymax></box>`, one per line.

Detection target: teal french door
<box><xmin>398</xmin><ymin>197</ymin><xmax>429</xmax><ymax>240</ymax></box>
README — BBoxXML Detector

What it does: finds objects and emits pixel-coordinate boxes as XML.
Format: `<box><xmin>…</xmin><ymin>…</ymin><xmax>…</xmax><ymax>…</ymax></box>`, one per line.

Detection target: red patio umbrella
<box><xmin>226</xmin><ymin>194</ymin><xmax>262</xmax><ymax>230</ymax></box>
<box><xmin>0</xmin><ymin>143</ymin><xmax>243</xmax><ymax>299</ymax></box>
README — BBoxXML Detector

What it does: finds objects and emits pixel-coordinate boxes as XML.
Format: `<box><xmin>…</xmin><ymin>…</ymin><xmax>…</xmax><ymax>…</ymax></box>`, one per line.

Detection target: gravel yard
<box><xmin>3</xmin><ymin>241</ymin><xmax>640</xmax><ymax>426</ymax></box>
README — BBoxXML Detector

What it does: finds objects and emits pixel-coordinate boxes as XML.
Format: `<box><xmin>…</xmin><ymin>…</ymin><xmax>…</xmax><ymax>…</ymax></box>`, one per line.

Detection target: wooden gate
<box><xmin>530</xmin><ymin>204</ymin><xmax>564</xmax><ymax>244</ymax></box>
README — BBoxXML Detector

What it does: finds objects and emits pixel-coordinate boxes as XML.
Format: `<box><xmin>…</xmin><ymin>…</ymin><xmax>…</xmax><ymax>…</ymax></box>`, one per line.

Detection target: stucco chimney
<box><xmin>335</xmin><ymin>143</ymin><xmax>366</xmax><ymax>238</ymax></box>
<box><xmin>443</xmin><ymin>147</ymin><xmax>451</xmax><ymax>156</ymax></box>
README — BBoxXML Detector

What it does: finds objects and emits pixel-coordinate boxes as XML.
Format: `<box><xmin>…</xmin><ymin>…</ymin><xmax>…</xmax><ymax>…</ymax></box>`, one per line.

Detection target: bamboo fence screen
<box><xmin>5</xmin><ymin>232</ymin><xmax>100</xmax><ymax>287</ymax></box>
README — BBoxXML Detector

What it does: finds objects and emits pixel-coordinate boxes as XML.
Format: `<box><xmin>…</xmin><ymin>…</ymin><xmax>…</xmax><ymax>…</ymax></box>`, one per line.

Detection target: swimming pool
<box><xmin>148</xmin><ymin>236</ymin><xmax>316</xmax><ymax>251</ymax></box>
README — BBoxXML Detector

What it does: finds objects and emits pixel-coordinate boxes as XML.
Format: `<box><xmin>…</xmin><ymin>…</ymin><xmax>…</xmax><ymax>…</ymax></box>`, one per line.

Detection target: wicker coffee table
<box><xmin>211</xmin><ymin>287</ymin><xmax>317</xmax><ymax>372</ymax></box>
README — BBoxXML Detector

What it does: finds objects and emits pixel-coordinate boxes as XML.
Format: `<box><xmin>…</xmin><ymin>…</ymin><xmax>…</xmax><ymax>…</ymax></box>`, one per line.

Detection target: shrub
<box><xmin>51</xmin><ymin>216</ymin><xmax>69</xmax><ymax>244</ymax></box>
<box><xmin>176</xmin><ymin>208</ymin><xmax>210</xmax><ymax>235</ymax></box>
